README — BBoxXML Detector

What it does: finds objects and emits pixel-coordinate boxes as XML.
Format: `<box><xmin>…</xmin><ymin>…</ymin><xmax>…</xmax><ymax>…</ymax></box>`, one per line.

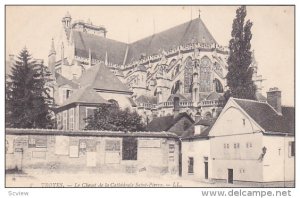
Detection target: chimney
<box><xmin>173</xmin><ymin>96</ymin><xmax>180</xmax><ymax>118</ymax></box>
<box><xmin>267</xmin><ymin>87</ymin><xmax>282</xmax><ymax>115</ymax></box>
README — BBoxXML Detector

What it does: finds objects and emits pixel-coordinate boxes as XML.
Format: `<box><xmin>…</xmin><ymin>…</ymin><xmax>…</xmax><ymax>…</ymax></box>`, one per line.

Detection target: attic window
<box><xmin>242</xmin><ymin>119</ymin><xmax>246</xmax><ymax>126</ymax></box>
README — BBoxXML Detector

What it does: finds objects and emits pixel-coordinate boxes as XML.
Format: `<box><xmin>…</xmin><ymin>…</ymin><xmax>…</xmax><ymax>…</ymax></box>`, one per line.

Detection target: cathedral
<box><xmin>48</xmin><ymin>12</ymin><xmax>264</xmax><ymax>127</ymax></box>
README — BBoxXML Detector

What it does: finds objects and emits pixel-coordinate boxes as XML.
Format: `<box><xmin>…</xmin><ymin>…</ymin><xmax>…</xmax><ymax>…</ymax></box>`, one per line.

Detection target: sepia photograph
<box><xmin>4</xmin><ymin>5</ymin><xmax>295</xmax><ymax>189</ymax></box>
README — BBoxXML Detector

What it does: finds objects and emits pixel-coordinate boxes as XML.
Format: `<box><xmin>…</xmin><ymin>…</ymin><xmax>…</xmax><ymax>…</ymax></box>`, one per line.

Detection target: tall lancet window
<box><xmin>183</xmin><ymin>57</ymin><xmax>193</xmax><ymax>93</ymax></box>
<box><xmin>199</xmin><ymin>56</ymin><xmax>212</xmax><ymax>92</ymax></box>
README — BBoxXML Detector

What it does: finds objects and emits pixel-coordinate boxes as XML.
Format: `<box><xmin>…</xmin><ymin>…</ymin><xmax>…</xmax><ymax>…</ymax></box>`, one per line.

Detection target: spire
<box><xmin>49</xmin><ymin>38</ymin><xmax>56</xmax><ymax>56</ymax></box>
<box><xmin>198</xmin><ymin>9</ymin><xmax>201</xmax><ymax>18</ymax></box>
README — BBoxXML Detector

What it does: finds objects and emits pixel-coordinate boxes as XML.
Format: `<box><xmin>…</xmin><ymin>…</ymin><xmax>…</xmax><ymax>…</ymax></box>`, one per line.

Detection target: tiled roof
<box><xmin>233</xmin><ymin>98</ymin><xmax>294</xmax><ymax>134</ymax></box>
<box><xmin>79</xmin><ymin>63</ymin><xmax>132</xmax><ymax>94</ymax></box>
<box><xmin>55</xmin><ymin>72</ymin><xmax>79</xmax><ymax>88</ymax></box>
<box><xmin>60</xmin><ymin>86</ymin><xmax>108</xmax><ymax>107</ymax></box>
<box><xmin>146</xmin><ymin>112</ymin><xmax>194</xmax><ymax>133</ymax></box>
<box><xmin>126</xmin><ymin>17</ymin><xmax>217</xmax><ymax>64</ymax></box>
<box><xmin>135</xmin><ymin>95</ymin><xmax>157</xmax><ymax>104</ymax></box>
<box><xmin>73</xmin><ymin>31</ymin><xmax>128</xmax><ymax>65</ymax></box>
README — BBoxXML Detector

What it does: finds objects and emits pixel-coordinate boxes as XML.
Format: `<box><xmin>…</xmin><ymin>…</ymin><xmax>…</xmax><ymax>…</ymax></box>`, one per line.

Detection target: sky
<box><xmin>5</xmin><ymin>6</ymin><xmax>295</xmax><ymax>106</ymax></box>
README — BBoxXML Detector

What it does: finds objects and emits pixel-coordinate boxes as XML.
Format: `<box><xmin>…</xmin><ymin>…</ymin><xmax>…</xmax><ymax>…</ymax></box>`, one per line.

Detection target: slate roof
<box><xmin>126</xmin><ymin>17</ymin><xmax>217</xmax><ymax>64</ymax></box>
<box><xmin>55</xmin><ymin>72</ymin><xmax>79</xmax><ymax>88</ymax></box>
<box><xmin>73</xmin><ymin>31</ymin><xmax>128</xmax><ymax>65</ymax></box>
<box><xmin>233</xmin><ymin>98</ymin><xmax>295</xmax><ymax>135</ymax></box>
<box><xmin>135</xmin><ymin>95</ymin><xmax>157</xmax><ymax>104</ymax></box>
<box><xmin>72</xmin><ymin>17</ymin><xmax>217</xmax><ymax>65</ymax></box>
<box><xmin>79</xmin><ymin>63</ymin><xmax>132</xmax><ymax>94</ymax></box>
<box><xmin>146</xmin><ymin>112</ymin><xmax>194</xmax><ymax>132</ymax></box>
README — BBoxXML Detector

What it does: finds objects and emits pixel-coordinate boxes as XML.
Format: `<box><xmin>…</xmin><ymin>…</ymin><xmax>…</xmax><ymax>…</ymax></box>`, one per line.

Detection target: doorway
<box><xmin>204</xmin><ymin>162</ymin><xmax>208</xmax><ymax>179</ymax></box>
<box><xmin>228</xmin><ymin>169</ymin><xmax>233</xmax><ymax>184</ymax></box>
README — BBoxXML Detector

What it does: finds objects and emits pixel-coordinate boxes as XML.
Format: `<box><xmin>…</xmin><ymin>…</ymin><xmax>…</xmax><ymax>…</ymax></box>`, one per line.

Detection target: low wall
<box><xmin>5</xmin><ymin>128</ymin><xmax>180</xmax><ymax>176</ymax></box>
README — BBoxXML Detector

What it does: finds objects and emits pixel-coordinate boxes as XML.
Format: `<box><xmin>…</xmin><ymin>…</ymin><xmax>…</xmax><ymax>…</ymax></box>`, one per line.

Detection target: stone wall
<box><xmin>5</xmin><ymin>129</ymin><xmax>179</xmax><ymax>176</ymax></box>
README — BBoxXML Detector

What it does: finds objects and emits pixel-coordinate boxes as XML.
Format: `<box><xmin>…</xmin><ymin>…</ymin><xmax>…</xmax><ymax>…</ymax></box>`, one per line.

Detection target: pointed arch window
<box><xmin>199</xmin><ymin>56</ymin><xmax>212</xmax><ymax>92</ymax></box>
<box><xmin>214</xmin><ymin>78</ymin><xmax>224</xmax><ymax>93</ymax></box>
<box><xmin>184</xmin><ymin>57</ymin><xmax>193</xmax><ymax>93</ymax></box>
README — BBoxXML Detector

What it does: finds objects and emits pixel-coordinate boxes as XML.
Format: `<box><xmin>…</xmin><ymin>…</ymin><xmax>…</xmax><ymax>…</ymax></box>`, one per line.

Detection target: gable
<box><xmin>210</xmin><ymin>99</ymin><xmax>263</xmax><ymax>137</ymax></box>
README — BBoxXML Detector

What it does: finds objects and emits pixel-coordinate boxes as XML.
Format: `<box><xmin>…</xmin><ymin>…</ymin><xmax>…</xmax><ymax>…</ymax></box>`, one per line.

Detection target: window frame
<box><xmin>188</xmin><ymin>157</ymin><xmax>194</xmax><ymax>174</ymax></box>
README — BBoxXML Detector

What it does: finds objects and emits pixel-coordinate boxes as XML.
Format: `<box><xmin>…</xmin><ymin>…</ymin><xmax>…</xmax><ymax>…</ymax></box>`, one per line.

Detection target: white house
<box><xmin>209</xmin><ymin>88</ymin><xmax>294</xmax><ymax>186</ymax></box>
<box><xmin>181</xmin><ymin>119</ymin><xmax>215</xmax><ymax>181</ymax></box>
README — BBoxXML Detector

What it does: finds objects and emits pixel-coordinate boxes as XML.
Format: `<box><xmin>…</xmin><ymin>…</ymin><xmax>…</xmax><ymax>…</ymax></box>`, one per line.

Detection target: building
<box><xmin>47</xmin><ymin>12</ymin><xmax>265</xmax><ymax>123</ymax></box>
<box><xmin>181</xmin><ymin>88</ymin><xmax>294</xmax><ymax>186</ymax></box>
<box><xmin>146</xmin><ymin>112</ymin><xmax>195</xmax><ymax>137</ymax></box>
<box><xmin>54</xmin><ymin>63</ymin><xmax>135</xmax><ymax>130</ymax></box>
<box><xmin>181</xmin><ymin>118</ymin><xmax>215</xmax><ymax>181</ymax></box>
<box><xmin>6</xmin><ymin>128</ymin><xmax>180</xmax><ymax>178</ymax></box>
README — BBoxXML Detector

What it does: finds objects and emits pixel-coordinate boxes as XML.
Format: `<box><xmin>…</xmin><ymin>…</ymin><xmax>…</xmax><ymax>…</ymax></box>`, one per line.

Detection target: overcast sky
<box><xmin>6</xmin><ymin>6</ymin><xmax>294</xmax><ymax>106</ymax></box>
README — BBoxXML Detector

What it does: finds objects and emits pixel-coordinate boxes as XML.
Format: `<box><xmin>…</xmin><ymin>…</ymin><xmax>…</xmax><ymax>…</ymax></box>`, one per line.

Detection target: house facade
<box><xmin>181</xmin><ymin>88</ymin><xmax>295</xmax><ymax>186</ymax></box>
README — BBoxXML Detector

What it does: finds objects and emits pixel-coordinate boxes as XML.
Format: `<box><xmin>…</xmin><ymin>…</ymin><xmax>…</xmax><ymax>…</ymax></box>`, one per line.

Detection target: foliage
<box><xmin>6</xmin><ymin>48</ymin><xmax>54</xmax><ymax>128</ymax></box>
<box><xmin>85</xmin><ymin>103</ymin><xmax>145</xmax><ymax>132</ymax></box>
<box><xmin>225</xmin><ymin>6</ymin><xmax>257</xmax><ymax>100</ymax></box>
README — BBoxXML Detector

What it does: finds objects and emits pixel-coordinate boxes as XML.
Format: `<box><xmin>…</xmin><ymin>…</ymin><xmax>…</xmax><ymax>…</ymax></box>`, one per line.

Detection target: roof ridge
<box><xmin>233</xmin><ymin>97</ymin><xmax>267</xmax><ymax>104</ymax></box>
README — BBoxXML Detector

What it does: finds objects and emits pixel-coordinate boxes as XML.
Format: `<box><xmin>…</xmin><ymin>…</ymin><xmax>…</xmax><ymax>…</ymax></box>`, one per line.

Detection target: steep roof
<box><xmin>55</xmin><ymin>72</ymin><xmax>78</xmax><ymax>88</ymax></box>
<box><xmin>146</xmin><ymin>112</ymin><xmax>194</xmax><ymax>132</ymax></box>
<box><xmin>72</xmin><ymin>17</ymin><xmax>217</xmax><ymax>65</ymax></box>
<box><xmin>73</xmin><ymin>31</ymin><xmax>128</xmax><ymax>65</ymax></box>
<box><xmin>79</xmin><ymin>63</ymin><xmax>132</xmax><ymax>94</ymax></box>
<box><xmin>59</xmin><ymin>85</ymin><xmax>108</xmax><ymax>108</ymax></box>
<box><xmin>126</xmin><ymin>17</ymin><xmax>217</xmax><ymax>64</ymax></box>
<box><xmin>233</xmin><ymin>98</ymin><xmax>295</xmax><ymax>134</ymax></box>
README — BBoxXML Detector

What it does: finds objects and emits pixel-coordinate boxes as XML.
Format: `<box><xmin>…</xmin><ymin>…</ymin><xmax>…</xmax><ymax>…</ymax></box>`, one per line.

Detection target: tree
<box><xmin>6</xmin><ymin>48</ymin><xmax>54</xmax><ymax>128</ymax></box>
<box><xmin>225</xmin><ymin>6</ymin><xmax>257</xmax><ymax>100</ymax></box>
<box><xmin>85</xmin><ymin>103</ymin><xmax>145</xmax><ymax>132</ymax></box>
